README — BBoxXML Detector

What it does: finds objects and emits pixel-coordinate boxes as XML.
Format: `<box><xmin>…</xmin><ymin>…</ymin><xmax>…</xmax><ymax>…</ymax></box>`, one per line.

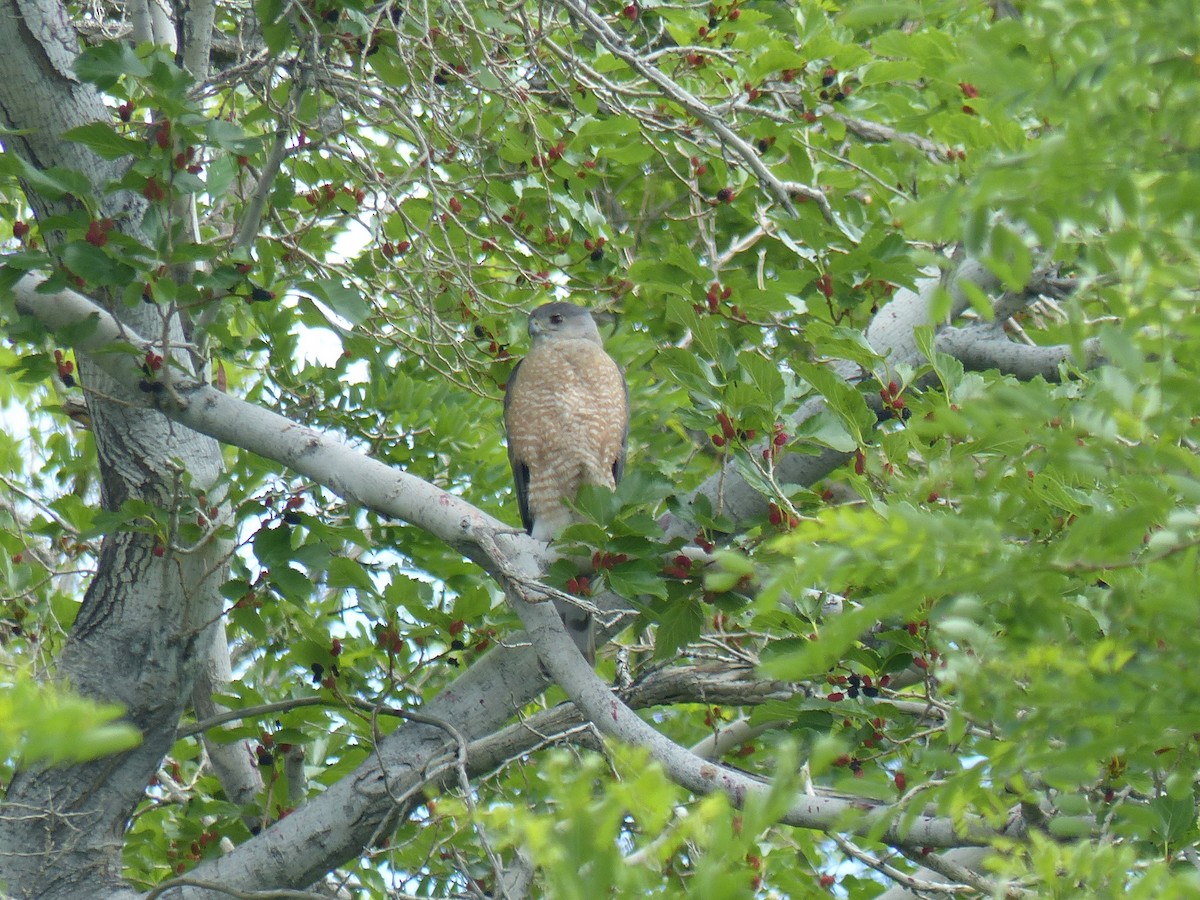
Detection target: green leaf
<box><xmin>792</xmin><ymin>361</ymin><xmax>874</xmax><ymax>445</ymax></box>
<box><xmin>205</xmin><ymin>119</ymin><xmax>255</xmax><ymax>152</ymax></box>
<box><xmin>62</xmin><ymin>241</ymin><xmax>136</xmax><ymax>287</ymax></box>
<box><xmin>0</xmin><ymin>673</ymin><xmax>140</xmax><ymax>764</ymax></box>
<box><xmin>738</xmin><ymin>351</ymin><xmax>786</xmax><ymax>408</ymax></box>
<box><xmin>654</xmin><ymin>596</ymin><xmax>705</xmax><ymax>657</ymax></box>
<box><xmin>13</xmin><ymin>158</ymin><xmax>94</xmax><ymax>201</ymax></box>
<box><xmin>792</xmin><ymin>409</ymin><xmax>857</xmax><ymax>452</ymax></box>
<box><xmin>653</xmin><ymin>348</ymin><xmax>714</xmax><ymax>397</ymax></box>
<box><xmin>253</xmin><ymin>523</ymin><xmax>295</xmax><ymax>568</ymax></box>
<box><xmin>255</xmin><ymin>0</ymin><xmax>289</xmax><ymax>54</ymax></box>
<box><xmin>271</xmin><ymin>565</ymin><xmax>315</xmax><ymax>603</ymax></box>
<box><xmin>805</xmin><ymin>321</ymin><xmax>882</xmax><ymax>369</ymax></box>
<box><xmin>63</xmin><ymin>122</ymin><xmax>146</xmax><ymax>161</ymax></box>
<box><xmin>74</xmin><ymin>41</ymin><xmax>149</xmax><ymax>88</ymax></box>
<box><xmin>298</xmin><ymin>278</ymin><xmax>369</xmax><ymax>327</ymax></box>
<box><xmin>838</xmin><ymin>3</ymin><xmax>919</xmax><ymax>29</ymax></box>
<box><xmin>607</xmin><ymin>560</ymin><xmax>669</xmax><ymax>600</ymax></box>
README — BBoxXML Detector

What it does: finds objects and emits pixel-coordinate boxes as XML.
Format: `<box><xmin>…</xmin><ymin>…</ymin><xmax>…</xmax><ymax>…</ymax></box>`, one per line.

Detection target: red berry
<box><xmin>13</xmin><ymin>221</ymin><xmax>29</xmax><ymax>240</ymax></box>
<box><xmin>716</xmin><ymin>411</ymin><xmax>736</xmax><ymax>439</ymax></box>
<box><xmin>716</xmin><ymin>187</ymin><xmax>734</xmax><ymax>203</ymax></box>
<box><xmin>153</xmin><ymin>120</ymin><xmax>171</xmax><ymax>150</ymax></box>
<box><xmin>622</xmin><ymin>3</ymin><xmax>637</xmax><ymax>20</ymax></box>
<box><xmin>85</xmin><ymin>221</ymin><xmax>108</xmax><ymax>247</ymax></box>
<box><xmin>143</xmin><ymin>176</ymin><xmax>166</xmax><ymax>202</ymax></box>
<box><xmin>396</xmin><ymin>240</ymin><xmax>411</xmax><ymax>253</ymax></box>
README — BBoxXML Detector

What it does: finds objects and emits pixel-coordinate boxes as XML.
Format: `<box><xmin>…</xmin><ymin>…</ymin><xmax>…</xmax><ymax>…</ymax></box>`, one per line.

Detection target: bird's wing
<box><xmin>503</xmin><ymin>358</ymin><xmax>534</xmax><ymax>533</ymax></box>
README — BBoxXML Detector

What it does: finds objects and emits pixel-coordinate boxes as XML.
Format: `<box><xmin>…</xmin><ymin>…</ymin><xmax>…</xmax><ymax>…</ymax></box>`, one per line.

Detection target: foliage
<box><xmin>1</xmin><ymin>0</ymin><xmax>1198</xmax><ymax>896</ymax></box>
<box><xmin>0</xmin><ymin>663</ymin><xmax>140</xmax><ymax>765</ymax></box>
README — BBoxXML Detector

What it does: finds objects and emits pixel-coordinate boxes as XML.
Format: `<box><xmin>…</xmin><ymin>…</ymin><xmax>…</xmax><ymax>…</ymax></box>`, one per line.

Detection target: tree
<box><xmin>1</xmin><ymin>0</ymin><xmax>1197</xmax><ymax>896</ymax></box>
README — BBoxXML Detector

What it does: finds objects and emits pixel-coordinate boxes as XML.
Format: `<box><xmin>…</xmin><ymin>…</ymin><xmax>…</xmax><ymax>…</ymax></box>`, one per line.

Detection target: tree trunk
<box><xmin>0</xmin><ymin>3</ymin><xmax>228</xmax><ymax>897</ymax></box>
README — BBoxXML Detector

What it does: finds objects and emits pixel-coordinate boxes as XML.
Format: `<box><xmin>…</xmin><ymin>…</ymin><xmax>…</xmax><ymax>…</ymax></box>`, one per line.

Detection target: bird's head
<box><xmin>527</xmin><ymin>301</ymin><xmax>602</xmax><ymax>347</ymax></box>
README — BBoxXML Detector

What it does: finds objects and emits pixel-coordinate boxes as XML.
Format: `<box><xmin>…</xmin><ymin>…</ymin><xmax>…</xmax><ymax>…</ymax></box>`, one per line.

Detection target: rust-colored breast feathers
<box><xmin>505</xmin><ymin>337</ymin><xmax>628</xmax><ymax>541</ymax></box>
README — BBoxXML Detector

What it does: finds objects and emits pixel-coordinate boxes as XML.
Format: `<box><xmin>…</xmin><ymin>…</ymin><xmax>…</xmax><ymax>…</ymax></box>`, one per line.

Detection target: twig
<box><xmin>556</xmin><ymin>0</ymin><xmax>830</xmax><ymax>220</ymax></box>
<box><xmin>831</xmin><ymin>833</ymin><xmax>983</xmax><ymax>896</ymax></box>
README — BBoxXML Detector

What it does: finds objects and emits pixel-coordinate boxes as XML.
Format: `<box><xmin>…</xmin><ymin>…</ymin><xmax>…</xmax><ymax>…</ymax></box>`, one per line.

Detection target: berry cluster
<box><xmin>53</xmin><ymin>349</ymin><xmax>75</xmax><ymax>387</ymax></box>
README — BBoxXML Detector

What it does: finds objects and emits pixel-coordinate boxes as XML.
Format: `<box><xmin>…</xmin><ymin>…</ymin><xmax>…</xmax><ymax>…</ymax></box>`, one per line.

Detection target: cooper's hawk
<box><xmin>503</xmin><ymin>302</ymin><xmax>629</xmax><ymax>661</ymax></box>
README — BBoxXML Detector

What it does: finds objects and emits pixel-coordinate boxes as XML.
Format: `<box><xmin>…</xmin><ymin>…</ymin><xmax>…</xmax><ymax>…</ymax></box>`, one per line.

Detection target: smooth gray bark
<box><xmin>0</xmin><ymin>3</ymin><xmax>228</xmax><ymax>897</ymax></box>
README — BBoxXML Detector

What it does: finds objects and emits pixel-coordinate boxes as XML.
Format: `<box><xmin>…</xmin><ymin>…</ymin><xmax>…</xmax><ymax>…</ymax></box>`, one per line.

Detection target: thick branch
<box><xmin>8</xmin><ymin>274</ymin><xmax>545</xmax><ymax>579</ymax></box>
<box><xmin>509</xmin><ymin>587</ymin><xmax>1003</xmax><ymax>848</ymax></box>
<box><xmin>7</xmin><ymin>257</ymin><xmax>1090</xmax><ymax>894</ymax></box>
<box><xmin>937</xmin><ymin>323</ymin><xmax>1102</xmax><ymax>380</ymax></box>
<box><xmin>10</xmin><ymin>271</ymin><xmax>1021</xmax><ymax>900</ymax></box>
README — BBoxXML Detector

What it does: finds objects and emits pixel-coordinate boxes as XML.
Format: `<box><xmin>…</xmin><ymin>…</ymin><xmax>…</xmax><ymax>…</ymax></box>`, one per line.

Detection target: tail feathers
<box><xmin>530</xmin><ymin>505</ymin><xmax>574</xmax><ymax>542</ymax></box>
<box><xmin>553</xmin><ymin>597</ymin><xmax>595</xmax><ymax>666</ymax></box>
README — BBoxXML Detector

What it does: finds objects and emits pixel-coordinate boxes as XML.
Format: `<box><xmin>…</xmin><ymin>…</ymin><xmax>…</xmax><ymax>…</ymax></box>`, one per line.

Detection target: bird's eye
<box><xmin>549</xmin><ymin>314</ymin><xmax>563</xmax><ymax>325</ymax></box>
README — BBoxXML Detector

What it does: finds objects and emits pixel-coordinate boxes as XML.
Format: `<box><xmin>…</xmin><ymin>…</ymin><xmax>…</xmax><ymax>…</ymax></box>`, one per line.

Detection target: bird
<box><xmin>503</xmin><ymin>302</ymin><xmax>629</xmax><ymax>662</ymax></box>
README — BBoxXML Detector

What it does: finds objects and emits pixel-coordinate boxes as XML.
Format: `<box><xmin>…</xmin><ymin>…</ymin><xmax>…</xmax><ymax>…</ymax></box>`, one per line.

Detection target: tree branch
<box><xmin>505</xmin><ymin>581</ymin><xmax>1002</xmax><ymax>847</ymax></box>
<box><xmin>554</xmin><ymin>0</ymin><xmax>828</xmax><ymax>220</ymax></box>
<box><xmin>937</xmin><ymin>324</ymin><xmax>1102</xmax><ymax>380</ymax></box>
<box><xmin>8</xmin><ymin>249</ymin><xmax>1099</xmax><ymax>892</ymax></box>
<box><xmin>10</xmin><ymin>271</ymin><xmax>1031</xmax><ymax>900</ymax></box>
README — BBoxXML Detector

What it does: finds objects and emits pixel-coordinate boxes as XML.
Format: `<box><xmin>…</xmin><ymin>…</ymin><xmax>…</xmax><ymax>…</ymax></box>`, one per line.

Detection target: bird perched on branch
<box><xmin>503</xmin><ymin>302</ymin><xmax>629</xmax><ymax>662</ymax></box>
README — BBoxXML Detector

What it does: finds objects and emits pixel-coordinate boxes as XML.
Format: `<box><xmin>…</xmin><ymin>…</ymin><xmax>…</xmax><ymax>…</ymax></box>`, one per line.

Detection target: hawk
<box><xmin>503</xmin><ymin>302</ymin><xmax>629</xmax><ymax>661</ymax></box>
